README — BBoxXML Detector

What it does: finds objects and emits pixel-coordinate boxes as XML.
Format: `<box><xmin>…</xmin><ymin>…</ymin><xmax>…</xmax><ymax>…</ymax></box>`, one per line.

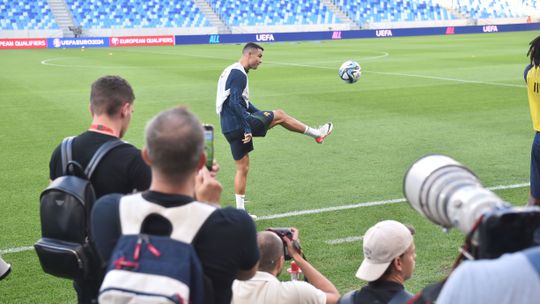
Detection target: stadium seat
<box><xmin>0</xmin><ymin>0</ymin><xmax>59</xmax><ymax>30</ymax></box>
<box><xmin>333</xmin><ymin>0</ymin><xmax>457</xmax><ymax>24</ymax></box>
<box><xmin>65</xmin><ymin>0</ymin><xmax>210</xmax><ymax>29</ymax></box>
<box><xmin>454</xmin><ymin>0</ymin><xmax>528</xmax><ymax>19</ymax></box>
<box><xmin>206</xmin><ymin>0</ymin><xmax>341</xmax><ymax>26</ymax></box>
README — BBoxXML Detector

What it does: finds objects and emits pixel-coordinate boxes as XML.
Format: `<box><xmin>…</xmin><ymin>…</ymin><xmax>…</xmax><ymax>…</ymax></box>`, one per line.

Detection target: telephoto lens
<box><xmin>403</xmin><ymin>154</ymin><xmax>508</xmax><ymax>234</ymax></box>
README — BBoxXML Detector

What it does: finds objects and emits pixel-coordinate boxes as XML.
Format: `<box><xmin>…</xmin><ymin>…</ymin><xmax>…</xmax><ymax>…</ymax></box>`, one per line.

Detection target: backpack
<box><xmin>34</xmin><ymin>136</ymin><xmax>126</xmax><ymax>280</ymax></box>
<box><xmin>98</xmin><ymin>193</ymin><xmax>216</xmax><ymax>304</ymax></box>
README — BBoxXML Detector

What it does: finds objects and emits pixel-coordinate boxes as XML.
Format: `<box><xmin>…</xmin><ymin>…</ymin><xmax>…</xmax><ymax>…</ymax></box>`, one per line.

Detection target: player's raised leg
<box><xmin>269</xmin><ymin>109</ymin><xmax>333</xmax><ymax>143</ymax></box>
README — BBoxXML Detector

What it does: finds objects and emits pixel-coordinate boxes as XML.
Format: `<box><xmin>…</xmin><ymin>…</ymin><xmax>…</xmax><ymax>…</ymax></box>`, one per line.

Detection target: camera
<box><xmin>403</xmin><ymin>154</ymin><xmax>540</xmax><ymax>259</ymax></box>
<box><xmin>266</xmin><ymin>228</ymin><xmax>302</xmax><ymax>260</ymax></box>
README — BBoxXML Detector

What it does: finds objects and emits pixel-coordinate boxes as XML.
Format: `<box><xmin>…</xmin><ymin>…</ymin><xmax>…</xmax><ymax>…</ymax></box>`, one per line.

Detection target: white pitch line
<box><xmin>0</xmin><ymin>246</ymin><xmax>33</xmax><ymax>255</ymax></box>
<box><xmin>256</xmin><ymin>182</ymin><xmax>529</xmax><ymax>221</ymax></box>
<box><xmin>326</xmin><ymin>236</ymin><xmax>363</xmax><ymax>245</ymax></box>
<box><xmin>40</xmin><ymin>50</ymin><xmax>519</xmax><ymax>89</ymax></box>
<box><xmin>0</xmin><ymin>182</ymin><xmax>529</xmax><ymax>254</ymax></box>
<box><xmin>267</xmin><ymin>60</ymin><xmax>524</xmax><ymax>89</ymax></box>
<box><xmin>257</xmin><ymin>198</ymin><xmax>406</xmax><ymax>221</ymax></box>
<box><xmin>369</xmin><ymin>71</ymin><xmax>525</xmax><ymax>88</ymax></box>
<box><xmin>487</xmin><ymin>182</ymin><xmax>529</xmax><ymax>191</ymax></box>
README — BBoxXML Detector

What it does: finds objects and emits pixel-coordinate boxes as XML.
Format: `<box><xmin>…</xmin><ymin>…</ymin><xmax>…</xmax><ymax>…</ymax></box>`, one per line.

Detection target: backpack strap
<box><xmin>337</xmin><ymin>290</ymin><xmax>355</xmax><ymax>304</ymax></box>
<box><xmin>84</xmin><ymin>139</ymin><xmax>126</xmax><ymax>179</ymax></box>
<box><xmin>118</xmin><ymin>194</ymin><xmax>217</xmax><ymax>243</ymax></box>
<box><xmin>388</xmin><ymin>289</ymin><xmax>413</xmax><ymax>304</ymax></box>
<box><xmin>60</xmin><ymin>137</ymin><xmax>75</xmax><ymax>175</ymax></box>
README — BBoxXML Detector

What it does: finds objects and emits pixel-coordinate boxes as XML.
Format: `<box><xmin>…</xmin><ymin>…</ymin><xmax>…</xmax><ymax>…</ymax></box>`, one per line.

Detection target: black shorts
<box><xmin>224</xmin><ymin>110</ymin><xmax>274</xmax><ymax>161</ymax></box>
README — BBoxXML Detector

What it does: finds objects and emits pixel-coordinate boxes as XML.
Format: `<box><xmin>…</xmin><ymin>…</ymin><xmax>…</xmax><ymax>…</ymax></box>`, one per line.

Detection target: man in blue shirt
<box><xmin>216</xmin><ymin>42</ymin><xmax>333</xmax><ymax>217</ymax></box>
<box><xmin>437</xmin><ymin>246</ymin><xmax>540</xmax><ymax>303</ymax></box>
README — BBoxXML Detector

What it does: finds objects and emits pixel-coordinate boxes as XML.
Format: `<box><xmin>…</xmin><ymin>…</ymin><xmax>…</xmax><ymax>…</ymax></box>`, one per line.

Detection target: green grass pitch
<box><xmin>0</xmin><ymin>31</ymin><xmax>535</xmax><ymax>302</ymax></box>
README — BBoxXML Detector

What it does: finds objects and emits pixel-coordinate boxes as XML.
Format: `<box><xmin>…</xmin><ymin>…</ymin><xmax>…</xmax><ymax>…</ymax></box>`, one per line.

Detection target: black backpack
<box><xmin>34</xmin><ymin>136</ymin><xmax>126</xmax><ymax>280</ymax></box>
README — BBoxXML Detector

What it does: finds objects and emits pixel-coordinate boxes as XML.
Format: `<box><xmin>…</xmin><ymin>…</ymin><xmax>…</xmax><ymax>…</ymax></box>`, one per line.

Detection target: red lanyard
<box><xmin>89</xmin><ymin>124</ymin><xmax>115</xmax><ymax>136</ymax></box>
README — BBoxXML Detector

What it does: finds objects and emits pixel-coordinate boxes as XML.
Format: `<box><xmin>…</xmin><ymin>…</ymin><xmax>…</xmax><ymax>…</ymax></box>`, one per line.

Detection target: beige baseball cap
<box><xmin>356</xmin><ymin>220</ymin><xmax>413</xmax><ymax>282</ymax></box>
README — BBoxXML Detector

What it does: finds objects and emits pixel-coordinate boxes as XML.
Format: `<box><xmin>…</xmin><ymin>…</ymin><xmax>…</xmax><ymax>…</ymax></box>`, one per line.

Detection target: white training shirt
<box><xmin>232</xmin><ymin>271</ymin><xmax>326</xmax><ymax>304</ymax></box>
<box><xmin>216</xmin><ymin>62</ymin><xmax>250</xmax><ymax>114</ymax></box>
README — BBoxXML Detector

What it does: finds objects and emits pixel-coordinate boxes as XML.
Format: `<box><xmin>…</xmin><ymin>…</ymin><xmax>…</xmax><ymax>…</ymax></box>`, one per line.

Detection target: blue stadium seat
<box><xmin>65</xmin><ymin>0</ymin><xmax>210</xmax><ymax>29</ymax></box>
<box><xmin>333</xmin><ymin>0</ymin><xmax>457</xmax><ymax>23</ymax></box>
<box><xmin>207</xmin><ymin>0</ymin><xmax>341</xmax><ymax>26</ymax></box>
<box><xmin>454</xmin><ymin>0</ymin><xmax>527</xmax><ymax>18</ymax></box>
<box><xmin>0</xmin><ymin>0</ymin><xmax>59</xmax><ymax>30</ymax></box>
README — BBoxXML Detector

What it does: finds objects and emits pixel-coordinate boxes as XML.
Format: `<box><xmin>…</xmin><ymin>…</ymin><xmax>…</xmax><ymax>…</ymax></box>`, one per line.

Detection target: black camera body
<box><xmin>403</xmin><ymin>154</ymin><xmax>540</xmax><ymax>260</ymax></box>
<box><xmin>266</xmin><ymin>228</ymin><xmax>301</xmax><ymax>260</ymax></box>
<box><xmin>475</xmin><ymin>207</ymin><xmax>540</xmax><ymax>259</ymax></box>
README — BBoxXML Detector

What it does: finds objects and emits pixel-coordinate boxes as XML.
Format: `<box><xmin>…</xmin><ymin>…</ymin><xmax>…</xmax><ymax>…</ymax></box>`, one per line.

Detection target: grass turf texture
<box><xmin>0</xmin><ymin>31</ymin><xmax>534</xmax><ymax>302</ymax></box>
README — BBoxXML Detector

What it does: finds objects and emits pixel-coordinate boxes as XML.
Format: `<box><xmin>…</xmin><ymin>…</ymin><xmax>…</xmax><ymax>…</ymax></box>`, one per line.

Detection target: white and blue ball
<box><xmin>339</xmin><ymin>60</ymin><xmax>361</xmax><ymax>84</ymax></box>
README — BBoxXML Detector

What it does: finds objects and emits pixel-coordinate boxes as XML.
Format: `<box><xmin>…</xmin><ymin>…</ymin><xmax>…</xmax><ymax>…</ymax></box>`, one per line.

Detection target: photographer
<box><xmin>401</xmin><ymin>154</ymin><xmax>540</xmax><ymax>303</ymax></box>
<box><xmin>436</xmin><ymin>245</ymin><xmax>540</xmax><ymax>304</ymax></box>
<box><xmin>338</xmin><ymin>220</ymin><xmax>416</xmax><ymax>304</ymax></box>
<box><xmin>232</xmin><ymin>228</ymin><xmax>340</xmax><ymax>304</ymax></box>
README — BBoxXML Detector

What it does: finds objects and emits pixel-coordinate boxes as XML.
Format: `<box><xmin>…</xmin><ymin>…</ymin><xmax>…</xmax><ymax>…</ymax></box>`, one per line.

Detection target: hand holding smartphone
<box><xmin>203</xmin><ymin>124</ymin><xmax>214</xmax><ymax>171</ymax></box>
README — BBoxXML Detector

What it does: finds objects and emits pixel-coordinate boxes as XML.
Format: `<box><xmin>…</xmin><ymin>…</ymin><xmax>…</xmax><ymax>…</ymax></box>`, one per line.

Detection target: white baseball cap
<box><xmin>356</xmin><ymin>220</ymin><xmax>413</xmax><ymax>282</ymax></box>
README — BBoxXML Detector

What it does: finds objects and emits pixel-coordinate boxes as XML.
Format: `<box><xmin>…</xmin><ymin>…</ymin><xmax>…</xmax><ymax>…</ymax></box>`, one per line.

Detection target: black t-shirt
<box><xmin>352</xmin><ymin>280</ymin><xmax>406</xmax><ymax>304</ymax></box>
<box><xmin>91</xmin><ymin>191</ymin><xmax>260</xmax><ymax>304</ymax></box>
<box><xmin>49</xmin><ymin>131</ymin><xmax>151</xmax><ymax>198</ymax></box>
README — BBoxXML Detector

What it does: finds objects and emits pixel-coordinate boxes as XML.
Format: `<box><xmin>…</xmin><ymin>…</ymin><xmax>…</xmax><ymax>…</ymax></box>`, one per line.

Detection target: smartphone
<box><xmin>203</xmin><ymin>124</ymin><xmax>214</xmax><ymax>171</ymax></box>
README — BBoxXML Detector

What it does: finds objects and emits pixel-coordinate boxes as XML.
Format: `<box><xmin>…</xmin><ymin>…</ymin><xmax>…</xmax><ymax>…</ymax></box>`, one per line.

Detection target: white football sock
<box><xmin>235</xmin><ymin>194</ymin><xmax>245</xmax><ymax>209</ymax></box>
<box><xmin>303</xmin><ymin>126</ymin><xmax>320</xmax><ymax>138</ymax></box>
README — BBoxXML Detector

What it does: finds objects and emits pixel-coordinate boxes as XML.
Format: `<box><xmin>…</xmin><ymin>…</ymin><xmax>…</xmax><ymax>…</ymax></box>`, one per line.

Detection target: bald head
<box><xmin>144</xmin><ymin>106</ymin><xmax>204</xmax><ymax>182</ymax></box>
<box><xmin>257</xmin><ymin>231</ymin><xmax>284</xmax><ymax>273</ymax></box>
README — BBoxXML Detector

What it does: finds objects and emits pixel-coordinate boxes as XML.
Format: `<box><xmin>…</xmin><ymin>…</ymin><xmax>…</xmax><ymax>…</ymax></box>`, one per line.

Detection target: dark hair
<box><xmin>257</xmin><ymin>232</ymin><xmax>284</xmax><ymax>273</ymax></box>
<box><xmin>90</xmin><ymin>75</ymin><xmax>135</xmax><ymax>116</ymax></box>
<box><xmin>144</xmin><ymin>106</ymin><xmax>204</xmax><ymax>182</ymax></box>
<box><xmin>243</xmin><ymin>42</ymin><xmax>264</xmax><ymax>54</ymax></box>
<box><xmin>528</xmin><ymin>36</ymin><xmax>540</xmax><ymax>67</ymax></box>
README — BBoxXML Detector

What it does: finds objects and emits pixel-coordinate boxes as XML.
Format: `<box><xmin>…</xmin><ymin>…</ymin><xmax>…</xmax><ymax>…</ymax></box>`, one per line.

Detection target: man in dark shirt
<box><xmin>340</xmin><ymin>220</ymin><xmax>416</xmax><ymax>304</ymax></box>
<box><xmin>91</xmin><ymin>106</ymin><xmax>259</xmax><ymax>304</ymax></box>
<box><xmin>48</xmin><ymin>75</ymin><xmax>151</xmax><ymax>303</ymax></box>
<box><xmin>49</xmin><ymin>75</ymin><xmax>151</xmax><ymax>196</ymax></box>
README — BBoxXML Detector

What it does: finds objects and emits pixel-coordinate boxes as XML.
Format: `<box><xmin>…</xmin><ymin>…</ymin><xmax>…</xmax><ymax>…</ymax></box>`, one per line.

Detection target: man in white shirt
<box><xmin>232</xmin><ymin>228</ymin><xmax>340</xmax><ymax>304</ymax></box>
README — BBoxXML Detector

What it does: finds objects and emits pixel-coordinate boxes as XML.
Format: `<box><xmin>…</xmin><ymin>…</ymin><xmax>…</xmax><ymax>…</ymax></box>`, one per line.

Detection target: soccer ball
<box><xmin>339</xmin><ymin>60</ymin><xmax>361</xmax><ymax>83</ymax></box>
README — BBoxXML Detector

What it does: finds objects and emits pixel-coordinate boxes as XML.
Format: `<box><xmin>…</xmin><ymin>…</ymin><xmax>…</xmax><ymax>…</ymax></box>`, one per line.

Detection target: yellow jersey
<box><xmin>526</xmin><ymin>64</ymin><xmax>540</xmax><ymax>131</ymax></box>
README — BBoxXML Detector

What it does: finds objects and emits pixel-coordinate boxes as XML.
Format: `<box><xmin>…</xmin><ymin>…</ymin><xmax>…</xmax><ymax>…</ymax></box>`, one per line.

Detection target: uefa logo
<box><xmin>111</xmin><ymin>37</ymin><xmax>119</xmax><ymax>46</ymax></box>
<box><xmin>52</xmin><ymin>38</ymin><xmax>61</xmax><ymax>48</ymax></box>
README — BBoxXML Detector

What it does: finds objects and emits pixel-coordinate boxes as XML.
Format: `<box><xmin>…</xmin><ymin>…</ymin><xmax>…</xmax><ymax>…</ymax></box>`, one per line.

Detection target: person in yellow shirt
<box><xmin>525</xmin><ymin>35</ymin><xmax>540</xmax><ymax>206</ymax></box>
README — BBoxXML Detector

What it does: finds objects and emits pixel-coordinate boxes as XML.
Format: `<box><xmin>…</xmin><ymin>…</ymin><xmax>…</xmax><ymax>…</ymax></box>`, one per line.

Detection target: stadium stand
<box><xmin>207</xmin><ymin>0</ymin><xmax>341</xmax><ymax>26</ymax></box>
<box><xmin>332</xmin><ymin>0</ymin><xmax>456</xmax><ymax>24</ymax></box>
<box><xmin>0</xmin><ymin>0</ymin><xmax>538</xmax><ymax>38</ymax></box>
<box><xmin>0</xmin><ymin>0</ymin><xmax>59</xmax><ymax>30</ymax></box>
<box><xmin>454</xmin><ymin>0</ymin><xmax>528</xmax><ymax>19</ymax></box>
<box><xmin>523</xmin><ymin>0</ymin><xmax>540</xmax><ymax>10</ymax></box>
<box><xmin>65</xmin><ymin>0</ymin><xmax>210</xmax><ymax>29</ymax></box>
